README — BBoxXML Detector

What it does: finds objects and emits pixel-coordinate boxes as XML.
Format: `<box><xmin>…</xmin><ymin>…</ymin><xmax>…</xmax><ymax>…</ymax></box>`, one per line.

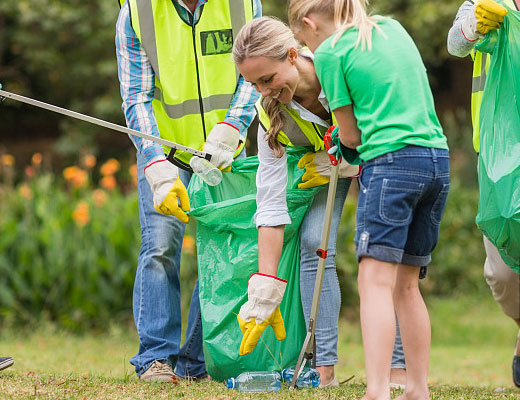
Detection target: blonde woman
<box><xmin>232</xmin><ymin>16</ymin><xmax>405</xmax><ymax>388</ymax></box>
<box><xmin>288</xmin><ymin>1</ymin><xmax>450</xmax><ymax>399</ymax></box>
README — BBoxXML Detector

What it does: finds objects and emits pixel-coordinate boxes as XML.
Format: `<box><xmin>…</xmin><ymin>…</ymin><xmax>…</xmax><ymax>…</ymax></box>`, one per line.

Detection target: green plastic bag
<box><xmin>475</xmin><ymin>9</ymin><xmax>520</xmax><ymax>272</ymax></box>
<box><xmin>188</xmin><ymin>147</ymin><xmax>322</xmax><ymax>381</ymax></box>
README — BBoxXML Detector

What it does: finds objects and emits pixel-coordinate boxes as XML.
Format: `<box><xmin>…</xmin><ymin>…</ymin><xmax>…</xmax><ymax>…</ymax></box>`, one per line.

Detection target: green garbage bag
<box><xmin>188</xmin><ymin>147</ymin><xmax>322</xmax><ymax>381</ymax></box>
<box><xmin>475</xmin><ymin>9</ymin><xmax>520</xmax><ymax>272</ymax></box>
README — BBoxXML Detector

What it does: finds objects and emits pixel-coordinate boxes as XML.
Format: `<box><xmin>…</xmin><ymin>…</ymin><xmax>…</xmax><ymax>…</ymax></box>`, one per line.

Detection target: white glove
<box><xmin>297</xmin><ymin>150</ymin><xmax>361</xmax><ymax>189</ymax></box>
<box><xmin>237</xmin><ymin>273</ymin><xmax>287</xmax><ymax>356</ymax></box>
<box><xmin>144</xmin><ymin>159</ymin><xmax>190</xmax><ymax>223</ymax></box>
<box><xmin>238</xmin><ymin>273</ymin><xmax>287</xmax><ymax>324</ymax></box>
<box><xmin>203</xmin><ymin>122</ymin><xmax>240</xmax><ymax>171</ymax></box>
<box><xmin>461</xmin><ymin>2</ymin><xmax>483</xmax><ymax>41</ymax></box>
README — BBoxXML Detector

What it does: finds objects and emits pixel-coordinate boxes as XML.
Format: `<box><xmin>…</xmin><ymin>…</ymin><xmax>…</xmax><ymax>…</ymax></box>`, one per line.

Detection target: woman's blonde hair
<box><xmin>288</xmin><ymin>0</ymin><xmax>381</xmax><ymax>51</ymax></box>
<box><xmin>233</xmin><ymin>17</ymin><xmax>302</xmax><ymax>158</ymax></box>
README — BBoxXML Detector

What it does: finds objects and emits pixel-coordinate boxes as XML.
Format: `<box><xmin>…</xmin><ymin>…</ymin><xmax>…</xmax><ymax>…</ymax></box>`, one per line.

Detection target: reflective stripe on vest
<box><xmin>126</xmin><ymin>0</ymin><xmax>253</xmax><ymax>163</ymax></box>
<box><xmin>257</xmin><ymin>100</ymin><xmax>332</xmax><ymax>152</ymax></box>
<box><xmin>470</xmin><ymin>0</ymin><xmax>517</xmax><ymax>153</ymax></box>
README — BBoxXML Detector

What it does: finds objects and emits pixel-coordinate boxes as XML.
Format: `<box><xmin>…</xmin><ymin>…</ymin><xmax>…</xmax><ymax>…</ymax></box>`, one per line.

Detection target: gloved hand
<box><xmin>297</xmin><ymin>150</ymin><xmax>361</xmax><ymax>189</ymax></box>
<box><xmin>462</xmin><ymin>0</ymin><xmax>507</xmax><ymax>41</ymax></box>
<box><xmin>325</xmin><ymin>125</ymin><xmax>362</xmax><ymax>165</ymax></box>
<box><xmin>476</xmin><ymin>0</ymin><xmax>508</xmax><ymax>34</ymax></box>
<box><xmin>144</xmin><ymin>159</ymin><xmax>190</xmax><ymax>223</ymax></box>
<box><xmin>202</xmin><ymin>122</ymin><xmax>240</xmax><ymax>172</ymax></box>
<box><xmin>237</xmin><ymin>273</ymin><xmax>287</xmax><ymax>356</ymax></box>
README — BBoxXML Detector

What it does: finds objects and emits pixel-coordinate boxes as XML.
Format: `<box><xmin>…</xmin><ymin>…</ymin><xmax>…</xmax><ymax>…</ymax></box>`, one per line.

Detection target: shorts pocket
<box><xmin>380</xmin><ymin>178</ymin><xmax>424</xmax><ymax>225</ymax></box>
<box><xmin>431</xmin><ymin>182</ymin><xmax>450</xmax><ymax>225</ymax></box>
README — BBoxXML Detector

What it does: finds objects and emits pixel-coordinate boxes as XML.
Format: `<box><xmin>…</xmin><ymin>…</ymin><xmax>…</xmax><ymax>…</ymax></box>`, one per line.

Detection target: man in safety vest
<box><xmin>447</xmin><ymin>0</ymin><xmax>520</xmax><ymax>387</ymax></box>
<box><xmin>115</xmin><ymin>0</ymin><xmax>261</xmax><ymax>382</ymax></box>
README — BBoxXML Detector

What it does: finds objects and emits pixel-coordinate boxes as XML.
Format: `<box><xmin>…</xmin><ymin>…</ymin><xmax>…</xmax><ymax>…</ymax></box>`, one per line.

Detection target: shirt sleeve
<box><xmin>314</xmin><ymin>48</ymin><xmax>352</xmax><ymax>111</ymax></box>
<box><xmin>115</xmin><ymin>2</ymin><xmax>165</xmax><ymax>166</ymax></box>
<box><xmin>254</xmin><ymin>126</ymin><xmax>291</xmax><ymax>227</ymax></box>
<box><xmin>447</xmin><ymin>1</ymin><xmax>479</xmax><ymax>58</ymax></box>
<box><xmin>223</xmin><ymin>0</ymin><xmax>262</xmax><ymax>142</ymax></box>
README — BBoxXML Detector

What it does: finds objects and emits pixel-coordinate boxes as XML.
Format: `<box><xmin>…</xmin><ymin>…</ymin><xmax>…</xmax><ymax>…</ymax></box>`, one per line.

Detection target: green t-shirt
<box><xmin>314</xmin><ymin>17</ymin><xmax>448</xmax><ymax>161</ymax></box>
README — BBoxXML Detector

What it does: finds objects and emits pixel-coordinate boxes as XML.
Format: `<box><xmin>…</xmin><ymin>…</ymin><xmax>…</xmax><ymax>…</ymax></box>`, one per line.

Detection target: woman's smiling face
<box><xmin>237</xmin><ymin>50</ymin><xmax>299</xmax><ymax>105</ymax></box>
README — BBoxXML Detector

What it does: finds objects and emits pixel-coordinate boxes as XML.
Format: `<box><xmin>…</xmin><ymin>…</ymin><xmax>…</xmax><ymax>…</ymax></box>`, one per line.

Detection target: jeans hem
<box><xmin>316</xmin><ymin>359</ymin><xmax>338</xmax><ymax>367</ymax></box>
<box><xmin>357</xmin><ymin>243</ymin><xmax>403</xmax><ymax>264</ymax></box>
<box><xmin>401</xmin><ymin>253</ymin><xmax>431</xmax><ymax>267</ymax></box>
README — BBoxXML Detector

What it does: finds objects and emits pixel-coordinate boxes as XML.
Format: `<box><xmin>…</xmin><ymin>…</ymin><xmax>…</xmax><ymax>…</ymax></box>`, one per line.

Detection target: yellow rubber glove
<box><xmin>237</xmin><ymin>273</ymin><xmax>287</xmax><ymax>356</ymax></box>
<box><xmin>237</xmin><ymin>306</ymin><xmax>286</xmax><ymax>356</ymax></box>
<box><xmin>144</xmin><ymin>160</ymin><xmax>190</xmax><ymax>224</ymax></box>
<box><xmin>475</xmin><ymin>0</ymin><xmax>508</xmax><ymax>34</ymax></box>
<box><xmin>154</xmin><ymin>176</ymin><xmax>190</xmax><ymax>223</ymax></box>
<box><xmin>297</xmin><ymin>150</ymin><xmax>361</xmax><ymax>189</ymax></box>
<box><xmin>297</xmin><ymin>151</ymin><xmax>329</xmax><ymax>189</ymax></box>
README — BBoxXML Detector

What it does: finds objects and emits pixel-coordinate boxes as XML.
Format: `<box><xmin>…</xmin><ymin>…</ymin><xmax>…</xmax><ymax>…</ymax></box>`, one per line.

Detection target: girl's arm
<box><xmin>333</xmin><ymin>105</ymin><xmax>361</xmax><ymax>149</ymax></box>
<box><xmin>258</xmin><ymin>226</ymin><xmax>285</xmax><ymax>276</ymax></box>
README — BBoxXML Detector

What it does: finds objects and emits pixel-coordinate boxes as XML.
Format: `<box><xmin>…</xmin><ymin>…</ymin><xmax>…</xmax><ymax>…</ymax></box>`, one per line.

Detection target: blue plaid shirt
<box><xmin>115</xmin><ymin>0</ymin><xmax>261</xmax><ymax>165</ymax></box>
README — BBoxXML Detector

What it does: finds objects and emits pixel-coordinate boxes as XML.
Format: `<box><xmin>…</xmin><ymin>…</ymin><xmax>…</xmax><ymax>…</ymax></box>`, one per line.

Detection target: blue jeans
<box><xmin>130</xmin><ymin>154</ymin><xmax>206</xmax><ymax>378</ymax></box>
<box><xmin>299</xmin><ymin>178</ymin><xmax>405</xmax><ymax>367</ymax></box>
<box><xmin>355</xmin><ymin>146</ymin><xmax>450</xmax><ymax>266</ymax></box>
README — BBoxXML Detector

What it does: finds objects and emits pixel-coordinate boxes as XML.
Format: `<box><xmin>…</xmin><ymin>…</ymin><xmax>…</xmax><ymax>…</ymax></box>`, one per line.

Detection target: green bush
<box><xmin>0</xmin><ymin>174</ymin><xmax>138</xmax><ymax>330</ymax></box>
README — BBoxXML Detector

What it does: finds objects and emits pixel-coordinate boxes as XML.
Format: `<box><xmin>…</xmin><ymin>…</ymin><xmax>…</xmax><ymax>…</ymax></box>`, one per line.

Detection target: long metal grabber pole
<box><xmin>0</xmin><ymin>88</ymin><xmax>209</xmax><ymax>159</ymax></box>
<box><xmin>290</xmin><ymin>162</ymin><xmax>340</xmax><ymax>389</ymax></box>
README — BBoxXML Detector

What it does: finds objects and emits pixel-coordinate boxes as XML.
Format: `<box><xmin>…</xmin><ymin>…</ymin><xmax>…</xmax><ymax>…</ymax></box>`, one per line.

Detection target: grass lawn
<box><xmin>0</xmin><ymin>294</ymin><xmax>519</xmax><ymax>399</ymax></box>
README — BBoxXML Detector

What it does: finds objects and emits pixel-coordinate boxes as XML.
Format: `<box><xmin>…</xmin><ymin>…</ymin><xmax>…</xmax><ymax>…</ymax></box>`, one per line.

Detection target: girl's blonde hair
<box><xmin>233</xmin><ymin>17</ymin><xmax>302</xmax><ymax>158</ymax></box>
<box><xmin>288</xmin><ymin>0</ymin><xmax>381</xmax><ymax>50</ymax></box>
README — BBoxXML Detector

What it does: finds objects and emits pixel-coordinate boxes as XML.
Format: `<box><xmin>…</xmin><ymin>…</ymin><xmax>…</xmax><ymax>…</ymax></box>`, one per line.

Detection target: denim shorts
<box><xmin>355</xmin><ymin>145</ymin><xmax>450</xmax><ymax>267</ymax></box>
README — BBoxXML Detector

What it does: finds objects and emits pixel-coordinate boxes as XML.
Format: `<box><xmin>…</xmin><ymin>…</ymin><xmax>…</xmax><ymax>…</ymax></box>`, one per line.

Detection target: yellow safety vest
<box><xmin>120</xmin><ymin>0</ymin><xmax>253</xmax><ymax>165</ymax></box>
<box><xmin>257</xmin><ymin>101</ymin><xmax>334</xmax><ymax>152</ymax></box>
<box><xmin>471</xmin><ymin>0</ymin><xmax>518</xmax><ymax>152</ymax></box>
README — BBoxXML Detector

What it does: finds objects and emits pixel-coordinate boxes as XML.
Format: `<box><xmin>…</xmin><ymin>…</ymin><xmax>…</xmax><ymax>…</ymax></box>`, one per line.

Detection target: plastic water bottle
<box><xmin>189</xmin><ymin>156</ymin><xmax>222</xmax><ymax>186</ymax></box>
<box><xmin>226</xmin><ymin>371</ymin><xmax>282</xmax><ymax>392</ymax></box>
<box><xmin>281</xmin><ymin>367</ymin><xmax>320</xmax><ymax>388</ymax></box>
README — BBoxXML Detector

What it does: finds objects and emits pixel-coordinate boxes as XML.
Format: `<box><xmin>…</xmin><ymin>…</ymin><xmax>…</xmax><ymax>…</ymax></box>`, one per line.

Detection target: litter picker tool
<box><xmin>290</xmin><ymin>131</ymin><xmax>341</xmax><ymax>389</ymax></box>
<box><xmin>0</xmin><ymin>85</ymin><xmax>221</xmax><ymax>184</ymax></box>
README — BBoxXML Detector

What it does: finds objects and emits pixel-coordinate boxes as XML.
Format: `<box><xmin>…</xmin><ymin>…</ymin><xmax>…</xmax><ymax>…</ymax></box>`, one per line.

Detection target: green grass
<box><xmin>0</xmin><ymin>294</ymin><xmax>519</xmax><ymax>399</ymax></box>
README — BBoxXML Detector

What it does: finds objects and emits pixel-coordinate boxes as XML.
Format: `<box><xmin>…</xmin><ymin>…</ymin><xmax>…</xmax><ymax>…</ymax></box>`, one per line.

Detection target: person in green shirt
<box><xmin>289</xmin><ymin>0</ymin><xmax>450</xmax><ymax>399</ymax></box>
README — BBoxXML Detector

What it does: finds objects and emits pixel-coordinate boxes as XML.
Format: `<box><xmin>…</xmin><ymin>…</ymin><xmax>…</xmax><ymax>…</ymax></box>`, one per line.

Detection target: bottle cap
<box><xmin>226</xmin><ymin>377</ymin><xmax>235</xmax><ymax>389</ymax></box>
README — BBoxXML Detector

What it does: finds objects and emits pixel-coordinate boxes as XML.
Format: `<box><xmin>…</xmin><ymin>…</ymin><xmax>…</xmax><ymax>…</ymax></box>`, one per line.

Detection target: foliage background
<box><xmin>0</xmin><ymin>0</ymin><xmax>491</xmax><ymax>329</ymax></box>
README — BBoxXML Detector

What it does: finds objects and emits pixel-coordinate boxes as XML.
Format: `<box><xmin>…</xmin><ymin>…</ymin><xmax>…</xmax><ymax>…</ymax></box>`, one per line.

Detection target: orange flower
<box><xmin>72</xmin><ymin>201</ymin><xmax>90</xmax><ymax>227</ymax></box>
<box><xmin>100</xmin><ymin>158</ymin><xmax>120</xmax><ymax>176</ymax></box>
<box><xmin>18</xmin><ymin>183</ymin><xmax>32</xmax><ymax>199</ymax></box>
<box><xmin>100</xmin><ymin>175</ymin><xmax>116</xmax><ymax>191</ymax></box>
<box><xmin>1</xmin><ymin>154</ymin><xmax>14</xmax><ymax>167</ymax></box>
<box><xmin>63</xmin><ymin>166</ymin><xmax>88</xmax><ymax>188</ymax></box>
<box><xmin>31</xmin><ymin>153</ymin><xmax>42</xmax><ymax>166</ymax></box>
<box><xmin>25</xmin><ymin>166</ymin><xmax>35</xmax><ymax>178</ymax></box>
<box><xmin>82</xmin><ymin>154</ymin><xmax>96</xmax><ymax>169</ymax></box>
<box><xmin>92</xmin><ymin>189</ymin><xmax>108</xmax><ymax>207</ymax></box>
<box><xmin>182</xmin><ymin>235</ymin><xmax>195</xmax><ymax>253</ymax></box>
<box><xmin>129</xmin><ymin>164</ymin><xmax>137</xmax><ymax>186</ymax></box>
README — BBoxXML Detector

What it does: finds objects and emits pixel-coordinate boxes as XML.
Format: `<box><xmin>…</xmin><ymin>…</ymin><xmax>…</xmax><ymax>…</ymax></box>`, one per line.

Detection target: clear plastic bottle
<box><xmin>189</xmin><ymin>156</ymin><xmax>222</xmax><ymax>186</ymax></box>
<box><xmin>281</xmin><ymin>367</ymin><xmax>320</xmax><ymax>388</ymax></box>
<box><xmin>226</xmin><ymin>371</ymin><xmax>282</xmax><ymax>392</ymax></box>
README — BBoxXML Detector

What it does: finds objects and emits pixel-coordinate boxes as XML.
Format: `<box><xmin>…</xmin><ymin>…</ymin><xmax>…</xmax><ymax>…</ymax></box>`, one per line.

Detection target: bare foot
<box><xmin>390</xmin><ymin>368</ymin><xmax>406</xmax><ymax>388</ymax></box>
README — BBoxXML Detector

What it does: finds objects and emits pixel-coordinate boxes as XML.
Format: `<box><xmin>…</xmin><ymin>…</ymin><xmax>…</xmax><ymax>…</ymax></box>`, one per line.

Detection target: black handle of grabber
<box><xmin>166</xmin><ymin>148</ymin><xmax>213</xmax><ymax>173</ymax></box>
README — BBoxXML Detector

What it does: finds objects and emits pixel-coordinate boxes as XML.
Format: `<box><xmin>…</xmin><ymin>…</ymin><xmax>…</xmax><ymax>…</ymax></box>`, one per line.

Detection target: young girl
<box><xmin>288</xmin><ymin>1</ymin><xmax>450</xmax><ymax>399</ymax></box>
<box><xmin>232</xmin><ymin>16</ymin><xmax>407</xmax><ymax>389</ymax></box>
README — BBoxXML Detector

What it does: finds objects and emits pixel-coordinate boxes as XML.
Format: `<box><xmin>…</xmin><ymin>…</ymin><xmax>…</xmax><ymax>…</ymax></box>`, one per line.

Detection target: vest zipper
<box><xmin>192</xmin><ymin>24</ymin><xmax>207</xmax><ymax>139</ymax></box>
<box><xmin>312</xmin><ymin>123</ymin><xmax>324</xmax><ymax>139</ymax></box>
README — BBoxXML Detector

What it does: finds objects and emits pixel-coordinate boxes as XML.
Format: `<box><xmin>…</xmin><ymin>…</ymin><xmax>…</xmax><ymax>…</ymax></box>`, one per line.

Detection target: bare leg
<box><xmin>317</xmin><ymin>365</ymin><xmax>335</xmax><ymax>386</ymax></box>
<box><xmin>393</xmin><ymin>265</ymin><xmax>430</xmax><ymax>400</ymax></box>
<box><xmin>358</xmin><ymin>257</ymin><xmax>396</xmax><ymax>400</ymax></box>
